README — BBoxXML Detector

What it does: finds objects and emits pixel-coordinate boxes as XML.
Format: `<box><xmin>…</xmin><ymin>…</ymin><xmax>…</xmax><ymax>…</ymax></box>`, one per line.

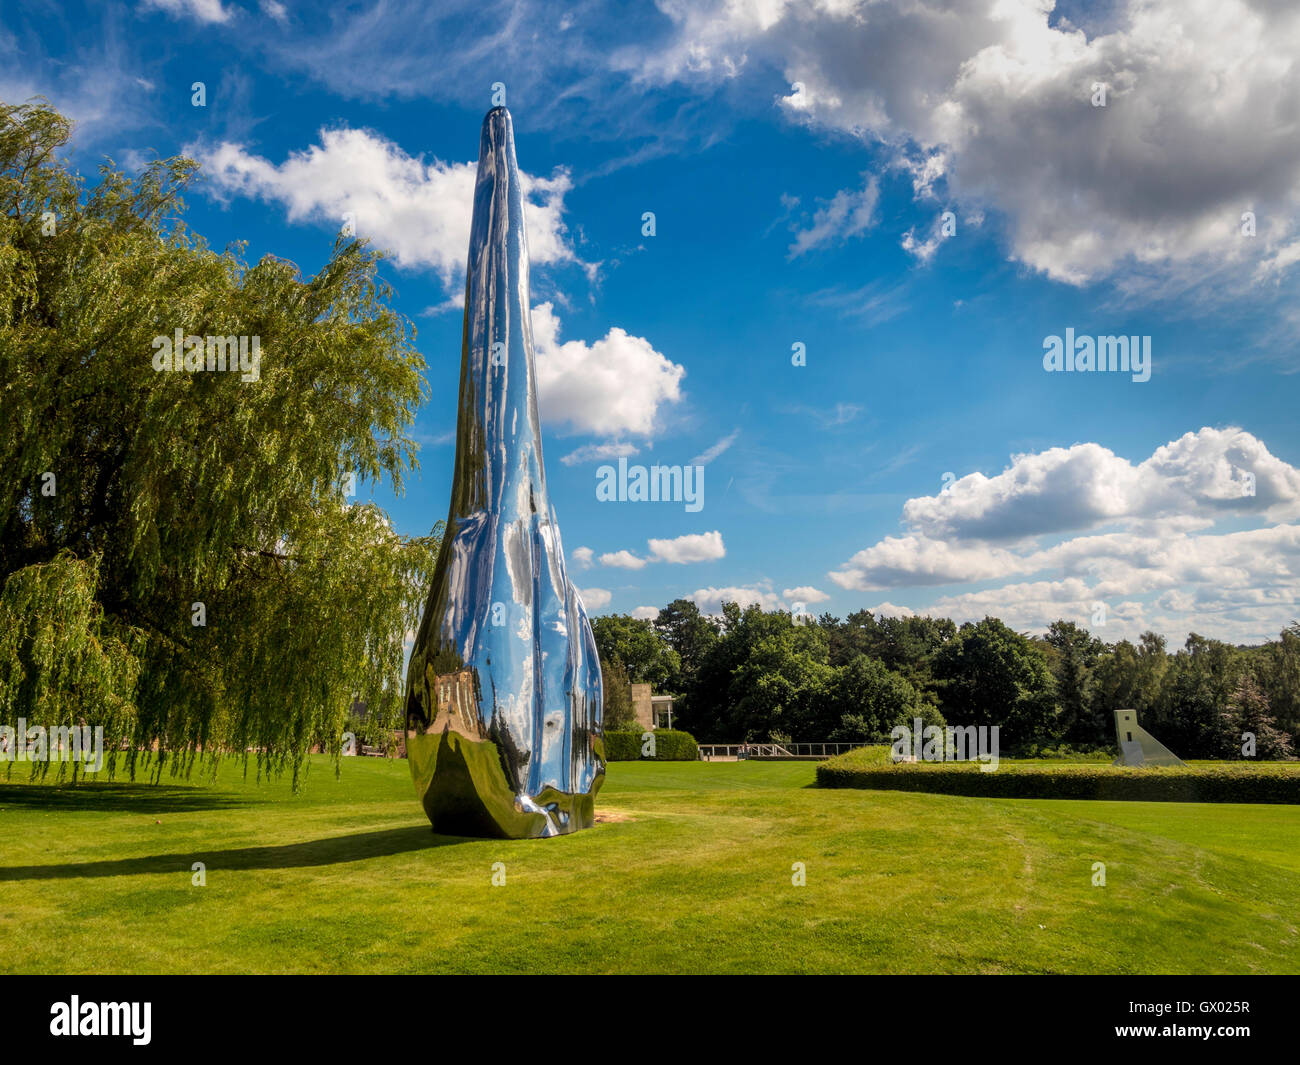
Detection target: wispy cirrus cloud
<box><xmin>787</xmin><ymin>175</ymin><xmax>879</xmax><ymax>258</ymax></box>
<box><xmin>0</xmin><ymin>14</ymin><xmax>158</xmax><ymax>147</ymax></box>
<box><xmin>560</xmin><ymin>441</ymin><xmax>642</xmax><ymax>467</ymax></box>
<box><xmin>690</xmin><ymin>429</ymin><xmax>739</xmax><ymax>465</ymax></box>
<box><xmin>804</xmin><ymin>280</ymin><xmax>909</xmax><ymax>325</ymax></box>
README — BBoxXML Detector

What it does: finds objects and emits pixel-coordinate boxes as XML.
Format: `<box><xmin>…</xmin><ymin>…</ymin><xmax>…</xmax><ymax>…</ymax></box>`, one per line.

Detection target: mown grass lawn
<box><xmin>1</xmin><ymin>757</ymin><xmax>1296</xmax><ymax>974</ymax></box>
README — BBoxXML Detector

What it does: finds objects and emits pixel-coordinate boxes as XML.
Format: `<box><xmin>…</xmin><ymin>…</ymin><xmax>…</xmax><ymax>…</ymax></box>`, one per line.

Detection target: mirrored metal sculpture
<box><xmin>404</xmin><ymin>107</ymin><xmax>604</xmax><ymax>838</ymax></box>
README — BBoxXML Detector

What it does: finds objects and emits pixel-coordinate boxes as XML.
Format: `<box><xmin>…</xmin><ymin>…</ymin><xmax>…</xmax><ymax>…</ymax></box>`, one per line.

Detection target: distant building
<box><xmin>630</xmin><ymin>683</ymin><xmax>675</xmax><ymax>730</ymax></box>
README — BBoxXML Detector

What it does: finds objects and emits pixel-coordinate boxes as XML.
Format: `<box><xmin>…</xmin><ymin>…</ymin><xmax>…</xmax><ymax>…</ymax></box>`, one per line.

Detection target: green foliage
<box><xmin>674</xmin><ymin>604</ymin><xmax>959</xmax><ymax>744</ymax></box>
<box><xmin>1039</xmin><ymin>620</ymin><xmax>1107</xmax><ymax>745</ymax></box>
<box><xmin>1089</xmin><ymin>631</ymin><xmax>1297</xmax><ymax>760</ymax></box>
<box><xmin>0</xmin><ymin>100</ymin><xmax>439</xmax><ymax>784</ymax></box>
<box><xmin>836</xmin><ymin>742</ymin><xmax>892</xmax><ymax>764</ymax></box>
<box><xmin>726</xmin><ymin>628</ymin><xmax>835</xmax><ymax>742</ymax></box>
<box><xmin>932</xmin><ymin>617</ymin><xmax>1057</xmax><ymax>748</ymax></box>
<box><xmin>590</xmin><ymin>613</ymin><xmax>680</xmax><ymax>689</ymax></box>
<box><xmin>652</xmin><ymin>597</ymin><xmax>718</xmax><ymax>694</ymax></box>
<box><xmin>682</xmin><ymin>603</ymin><xmax>823</xmax><ymax>740</ymax></box>
<box><xmin>0</xmin><ymin>552</ymin><xmax>140</xmax><ymax>779</ymax></box>
<box><xmin>1258</xmin><ymin>623</ymin><xmax>1300</xmax><ymax>740</ymax></box>
<box><xmin>1091</xmin><ymin>630</ymin><xmax>1171</xmax><ymax>751</ymax></box>
<box><xmin>1148</xmin><ymin>633</ymin><xmax>1240</xmax><ymax>755</ymax></box>
<box><xmin>824</xmin><ymin>654</ymin><xmax>940</xmax><ymax>742</ymax></box>
<box><xmin>600</xmin><ymin>656</ymin><xmax>637</xmax><ymax>731</ymax></box>
<box><xmin>607</xmin><ymin>593</ymin><xmax>1299</xmax><ymax>759</ymax></box>
<box><xmin>1009</xmin><ymin>742</ymin><xmax>1115</xmax><ymax>761</ymax></box>
<box><xmin>1219</xmin><ymin>674</ymin><xmax>1293</xmax><ymax>760</ymax></box>
<box><xmin>604</xmin><ymin>728</ymin><xmax>698</xmax><ymax>761</ymax></box>
<box><xmin>583</xmin><ymin>591</ymin><xmax>1298</xmax><ymax>756</ymax></box>
<box><xmin>817</xmin><ymin>751</ymin><xmax>1300</xmax><ymax>803</ymax></box>
<box><xmin>603</xmin><ymin>731</ymin><xmax>642</xmax><ymax>760</ymax></box>
<box><xmin>821</xmin><ymin>609</ymin><xmax>956</xmax><ymax>688</ymax></box>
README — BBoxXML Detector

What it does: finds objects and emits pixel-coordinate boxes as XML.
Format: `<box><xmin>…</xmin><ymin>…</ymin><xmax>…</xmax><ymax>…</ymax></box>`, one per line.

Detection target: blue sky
<box><xmin>7</xmin><ymin>0</ymin><xmax>1300</xmax><ymax>643</ymax></box>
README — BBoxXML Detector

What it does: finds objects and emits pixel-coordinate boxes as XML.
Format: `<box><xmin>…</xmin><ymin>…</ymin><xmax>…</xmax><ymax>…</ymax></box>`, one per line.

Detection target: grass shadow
<box><xmin>0</xmin><ymin>825</ymin><xmax>465</xmax><ymax>880</ymax></box>
<box><xmin>0</xmin><ymin>782</ymin><xmax>248</xmax><ymax>814</ymax></box>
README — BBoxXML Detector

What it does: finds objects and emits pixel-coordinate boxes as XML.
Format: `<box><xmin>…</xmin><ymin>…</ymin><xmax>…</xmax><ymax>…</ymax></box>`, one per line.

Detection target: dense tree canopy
<box><xmin>1220</xmin><ymin>675</ymin><xmax>1293</xmax><ymax>760</ymax></box>
<box><xmin>1039</xmin><ymin>620</ymin><xmax>1108</xmax><ymax>745</ymax></box>
<box><xmin>591</xmin><ymin>594</ymin><xmax>1297</xmax><ymax>758</ymax></box>
<box><xmin>1258</xmin><ymin>623</ymin><xmax>1300</xmax><ymax>740</ymax></box>
<box><xmin>590</xmin><ymin>613</ymin><xmax>680</xmax><ymax>689</ymax></box>
<box><xmin>652</xmin><ymin>597</ymin><xmax>718</xmax><ymax>693</ymax></box>
<box><xmin>648</xmin><ymin>602</ymin><xmax>935</xmax><ymax>744</ymax></box>
<box><xmin>824</xmin><ymin>654</ymin><xmax>938</xmax><ymax>743</ymax></box>
<box><xmin>932</xmin><ymin>617</ymin><xmax>1057</xmax><ymax>748</ymax></box>
<box><xmin>0</xmin><ymin>101</ymin><xmax>439</xmax><ymax>784</ymax></box>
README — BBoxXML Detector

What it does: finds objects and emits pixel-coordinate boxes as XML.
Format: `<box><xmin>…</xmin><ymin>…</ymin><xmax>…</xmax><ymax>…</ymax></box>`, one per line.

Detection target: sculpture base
<box><xmin>407</xmin><ymin>731</ymin><xmax>600</xmax><ymax>839</ymax></box>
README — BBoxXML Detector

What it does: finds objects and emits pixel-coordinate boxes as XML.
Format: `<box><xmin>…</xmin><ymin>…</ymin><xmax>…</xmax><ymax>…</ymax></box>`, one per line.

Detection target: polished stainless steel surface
<box><xmin>404</xmin><ymin>107</ymin><xmax>604</xmax><ymax>838</ymax></box>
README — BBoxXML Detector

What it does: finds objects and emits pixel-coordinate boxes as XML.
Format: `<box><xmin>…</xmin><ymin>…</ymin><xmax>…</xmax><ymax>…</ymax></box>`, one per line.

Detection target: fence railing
<box><xmin>697</xmin><ymin>742</ymin><xmax>874</xmax><ymax>761</ymax></box>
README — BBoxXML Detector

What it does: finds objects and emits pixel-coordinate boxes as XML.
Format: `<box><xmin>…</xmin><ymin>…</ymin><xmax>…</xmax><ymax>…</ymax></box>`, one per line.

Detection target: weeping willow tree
<box><xmin>0</xmin><ymin>100</ymin><xmax>441</xmax><ymax>786</ymax></box>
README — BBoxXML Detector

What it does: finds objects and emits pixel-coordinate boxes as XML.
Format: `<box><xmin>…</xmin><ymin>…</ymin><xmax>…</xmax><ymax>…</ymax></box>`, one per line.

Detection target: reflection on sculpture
<box><xmin>404</xmin><ymin>107</ymin><xmax>604</xmax><ymax>838</ymax></box>
<box><xmin>1112</xmin><ymin>709</ymin><xmax>1184</xmax><ymax>767</ymax></box>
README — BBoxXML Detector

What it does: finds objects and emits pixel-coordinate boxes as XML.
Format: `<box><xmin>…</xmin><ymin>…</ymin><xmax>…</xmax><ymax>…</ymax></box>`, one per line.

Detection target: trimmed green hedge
<box><xmin>604</xmin><ymin>729</ymin><xmax>699</xmax><ymax>761</ymax></box>
<box><xmin>816</xmin><ymin>752</ymin><xmax>1300</xmax><ymax>804</ymax></box>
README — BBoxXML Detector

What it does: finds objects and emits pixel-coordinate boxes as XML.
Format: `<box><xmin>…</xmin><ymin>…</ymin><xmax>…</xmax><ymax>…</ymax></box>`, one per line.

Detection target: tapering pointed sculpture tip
<box><xmin>481</xmin><ymin>105</ymin><xmax>513</xmax><ymax>142</ymax></box>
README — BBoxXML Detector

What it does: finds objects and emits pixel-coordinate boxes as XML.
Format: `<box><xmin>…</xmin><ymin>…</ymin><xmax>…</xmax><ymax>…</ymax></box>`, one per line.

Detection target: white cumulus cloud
<box><xmin>531</xmin><ymin>302</ymin><xmax>686</xmax><ymax>438</ymax></box>
<box><xmin>828</xmin><ymin>427</ymin><xmax>1300</xmax><ymax>643</ymax></box>
<box><xmin>578</xmin><ymin>587</ymin><xmax>612</xmax><ymax>610</ymax></box>
<box><xmin>599</xmin><ymin>550</ymin><xmax>648</xmax><ymax>570</ymax></box>
<box><xmin>901</xmin><ymin>428</ymin><xmax>1300</xmax><ymax>543</ymax></box>
<box><xmin>596</xmin><ymin>532</ymin><xmax>726</xmax><ymax>570</ymax></box>
<box><xmin>644</xmin><ymin>0</ymin><xmax>1300</xmax><ymax>288</ymax></box>
<box><xmin>689</xmin><ymin>584</ymin><xmax>785</xmax><ymax>614</ymax></box>
<box><xmin>783</xmin><ymin>585</ymin><xmax>830</xmax><ymax>603</ymax></box>
<box><xmin>647</xmin><ymin>530</ymin><xmax>726</xmax><ymax>564</ymax></box>
<box><xmin>194</xmin><ymin>130</ymin><xmax>685</xmax><ymax>441</ymax></box>
<box><xmin>194</xmin><ymin>127</ymin><xmax>580</xmax><ymax>285</ymax></box>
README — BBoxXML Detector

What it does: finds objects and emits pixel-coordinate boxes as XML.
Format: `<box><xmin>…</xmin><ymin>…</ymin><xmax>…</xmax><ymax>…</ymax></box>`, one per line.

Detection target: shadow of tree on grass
<box><xmin>0</xmin><ymin>782</ymin><xmax>249</xmax><ymax>814</ymax></box>
<box><xmin>0</xmin><ymin>825</ymin><xmax>466</xmax><ymax>881</ymax></box>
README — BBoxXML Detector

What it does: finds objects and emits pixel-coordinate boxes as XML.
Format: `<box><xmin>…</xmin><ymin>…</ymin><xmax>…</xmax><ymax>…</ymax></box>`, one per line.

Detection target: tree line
<box><xmin>592</xmin><ymin>601</ymin><xmax>1298</xmax><ymax>759</ymax></box>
